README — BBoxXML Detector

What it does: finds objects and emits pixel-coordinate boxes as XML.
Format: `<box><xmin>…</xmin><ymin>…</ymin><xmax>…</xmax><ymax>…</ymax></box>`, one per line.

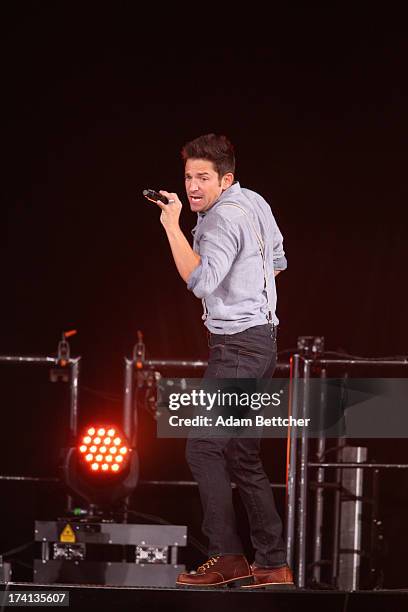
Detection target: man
<box><xmin>155</xmin><ymin>133</ymin><xmax>293</xmax><ymax>589</ymax></box>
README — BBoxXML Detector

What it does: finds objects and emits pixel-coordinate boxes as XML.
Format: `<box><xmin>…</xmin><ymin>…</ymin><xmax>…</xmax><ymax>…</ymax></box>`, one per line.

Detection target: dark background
<box><xmin>1</xmin><ymin>2</ymin><xmax>407</xmax><ymax>587</ymax></box>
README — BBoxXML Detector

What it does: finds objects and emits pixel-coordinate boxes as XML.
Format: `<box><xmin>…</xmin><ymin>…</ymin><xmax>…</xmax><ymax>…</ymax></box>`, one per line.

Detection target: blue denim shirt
<box><xmin>187</xmin><ymin>182</ymin><xmax>287</xmax><ymax>334</ymax></box>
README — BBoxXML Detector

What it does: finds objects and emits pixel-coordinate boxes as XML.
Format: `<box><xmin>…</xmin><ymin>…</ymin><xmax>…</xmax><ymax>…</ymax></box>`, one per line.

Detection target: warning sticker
<box><xmin>60</xmin><ymin>523</ymin><xmax>76</xmax><ymax>543</ymax></box>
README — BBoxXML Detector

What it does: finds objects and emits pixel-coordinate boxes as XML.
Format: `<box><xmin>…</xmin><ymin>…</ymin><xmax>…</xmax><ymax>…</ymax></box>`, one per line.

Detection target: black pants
<box><xmin>185</xmin><ymin>323</ymin><xmax>287</xmax><ymax>568</ymax></box>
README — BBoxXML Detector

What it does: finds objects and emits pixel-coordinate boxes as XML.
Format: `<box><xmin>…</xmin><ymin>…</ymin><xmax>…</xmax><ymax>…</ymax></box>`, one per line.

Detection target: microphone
<box><xmin>142</xmin><ymin>189</ymin><xmax>169</xmax><ymax>205</ymax></box>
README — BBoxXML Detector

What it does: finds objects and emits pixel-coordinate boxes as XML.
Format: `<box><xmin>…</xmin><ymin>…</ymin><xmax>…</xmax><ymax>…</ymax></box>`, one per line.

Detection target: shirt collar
<box><xmin>198</xmin><ymin>181</ymin><xmax>241</xmax><ymax>219</ymax></box>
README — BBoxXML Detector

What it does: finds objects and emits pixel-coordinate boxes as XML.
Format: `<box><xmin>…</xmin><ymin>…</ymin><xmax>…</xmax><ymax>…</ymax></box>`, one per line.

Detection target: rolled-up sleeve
<box><xmin>187</xmin><ymin>215</ymin><xmax>239</xmax><ymax>299</ymax></box>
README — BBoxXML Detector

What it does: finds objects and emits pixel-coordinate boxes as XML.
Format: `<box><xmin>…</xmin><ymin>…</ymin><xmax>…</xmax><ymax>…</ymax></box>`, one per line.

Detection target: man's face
<box><xmin>185</xmin><ymin>158</ymin><xmax>233</xmax><ymax>213</ymax></box>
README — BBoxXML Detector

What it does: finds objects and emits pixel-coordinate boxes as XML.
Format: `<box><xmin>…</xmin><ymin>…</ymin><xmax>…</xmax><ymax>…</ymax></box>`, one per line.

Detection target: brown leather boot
<box><xmin>176</xmin><ymin>554</ymin><xmax>254</xmax><ymax>588</ymax></box>
<box><xmin>241</xmin><ymin>564</ymin><xmax>295</xmax><ymax>589</ymax></box>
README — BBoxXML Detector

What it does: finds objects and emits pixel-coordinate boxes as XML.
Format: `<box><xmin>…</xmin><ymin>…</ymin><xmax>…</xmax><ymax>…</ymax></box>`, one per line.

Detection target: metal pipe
<box><xmin>41</xmin><ymin>541</ymin><xmax>49</xmax><ymax>561</ymax></box>
<box><xmin>308</xmin><ymin>462</ymin><xmax>408</xmax><ymax>469</ymax></box>
<box><xmin>285</xmin><ymin>353</ymin><xmax>300</xmax><ymax>570</ymax></box>
<box><xmin>0</xmin><ymin>355</ymin><xmax>57</xmax><ymax>364</ymax></box>
<box><xmin>138</xmin><ymin>479</ymin><xmax>286</xmax><ymax>488</ymax></box>
<box><xmin>144</xmin><ymin>359</ymin><xmax>290</xmax><ymax>370</ymax></box>
<box><xmin>123</xmin><ymin>358</ymin><xmax>134</xmax><ymax>442</ymax></box>
<box><xmin>331</xmin><ymin>437</ymin><xmax>345</xmax><ymax>586</ymax></box>
<box><xmin>370</xmin><ymin>468</ymin><xmax>380</xmax><ymax>586</ymax></box>
<box><xmin>296</xmin><ymin>358</ymin><xmax>311</xmax><ymax>587</ymax></box>
<box><xmin>145</xmin><ymin>359</ymin><xmax>208</xmax><ymax>368</ymax></box>
<box><xmin>0</xmin><ymin>476</ymin><xmax>286</xmax><ymax>487</ymax></box>
<box><xmin>69</xmin><ymin>358</ymin><xmax>80</xmax><ymax>438</ymax></box>
<box><xmin>310</xmin><ymin>359</ymin><xmax>408</xmax><ymax>366</ymax></box>
<box><xmin>312</xmin><ymin>367</ymin><xmax>327</xmax><ymax>584</ymax></box>
<box><xmin>339</xmin><ymin>446</ymin><xmax>367</xmax><ymax>590</ymax></box>
<box><xmin>0</xmin><ymin>476</ymin><xmax>60</xmax><ymax>482</ymax></box>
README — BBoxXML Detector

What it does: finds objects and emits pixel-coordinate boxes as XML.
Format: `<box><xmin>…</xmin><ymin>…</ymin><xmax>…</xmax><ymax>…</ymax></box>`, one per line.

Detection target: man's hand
<box><xmin>155</xmin><ymin>190</ymin><xmax>182</xmax><ymax>232</ymax></box>
<box><xmin>154</xmin><ymin>189</ymin><xmax>201</xmax><ymax>282</ymax></box>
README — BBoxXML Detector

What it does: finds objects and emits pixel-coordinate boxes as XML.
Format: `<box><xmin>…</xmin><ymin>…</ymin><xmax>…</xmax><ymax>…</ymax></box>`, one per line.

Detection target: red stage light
<box><xmin>77</xmin><ymin>424</ymin><xmax>130</xmax><ymax>475</ymax></box>
<box><xmin>63</xmin><ymin>423</ymin><xmax>139</xmax><ymax>508</ymax></box>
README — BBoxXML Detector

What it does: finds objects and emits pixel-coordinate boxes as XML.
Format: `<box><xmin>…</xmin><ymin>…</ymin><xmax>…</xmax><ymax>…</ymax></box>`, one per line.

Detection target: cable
<box><xmin>277</xmin><ymin>348</ymin><xmax>299</xmax><ymax>355</ymax></box>
<box><xmin>0</xmin><ymin>541</ymin><xmax>33</xmax><ymax>558</ymax></box>
<box><xmin>317</xmin><ymin>443</ymin><xmax>348</xmax><ymax>461</ymax></box>
<box><xmin>80</xmin><ymin>386</ymin><xmax>121</xmax><ymax>402</ymax></box>
<box><xmin>8</xmin><ymin>559</ymin><xmax>32</xmax><ymax>570</ymax></box>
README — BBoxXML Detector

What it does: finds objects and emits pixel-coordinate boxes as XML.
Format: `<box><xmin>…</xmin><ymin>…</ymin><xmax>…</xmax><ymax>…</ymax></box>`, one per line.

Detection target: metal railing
<box><xmin>287</xmin><ymin>354</ymin><xmax>408</xmax><ymax>588</ymax></box>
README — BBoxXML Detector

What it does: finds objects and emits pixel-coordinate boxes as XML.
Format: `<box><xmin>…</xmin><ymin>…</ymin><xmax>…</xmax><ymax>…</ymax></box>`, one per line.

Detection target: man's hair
<box><xmin>181</xmin><ymin>133</ymin><xmax>235</xmax><ymax>179</ymax></box>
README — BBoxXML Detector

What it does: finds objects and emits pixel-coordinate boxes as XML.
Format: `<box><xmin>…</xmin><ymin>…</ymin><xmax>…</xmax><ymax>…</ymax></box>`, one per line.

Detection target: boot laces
<box><xmin>198</xmin><ymin>556</ymin><xmax>220</xmax><ymax>572</ymax></box>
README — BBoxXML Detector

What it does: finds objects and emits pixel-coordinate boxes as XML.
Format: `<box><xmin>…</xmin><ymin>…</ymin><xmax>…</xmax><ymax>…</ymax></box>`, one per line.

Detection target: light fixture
<box><xmin>62</xmin><ymin>423</ymin><xmax>139</xmax><ymax>508</ymax></box>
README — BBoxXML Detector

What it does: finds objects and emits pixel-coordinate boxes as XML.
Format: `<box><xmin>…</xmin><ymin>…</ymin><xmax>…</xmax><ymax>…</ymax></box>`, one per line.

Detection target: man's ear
<box><xmin>221</xmin><ymin>172</ymin><xmax>234</xmax><ymax>191</ymax></box>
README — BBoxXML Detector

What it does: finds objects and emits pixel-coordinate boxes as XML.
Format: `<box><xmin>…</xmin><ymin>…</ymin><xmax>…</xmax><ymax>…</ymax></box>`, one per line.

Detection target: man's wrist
<box><xmin>165</xmin><ymin>225</ymin><xmax>182</xmax><ymax>239</ymax></box>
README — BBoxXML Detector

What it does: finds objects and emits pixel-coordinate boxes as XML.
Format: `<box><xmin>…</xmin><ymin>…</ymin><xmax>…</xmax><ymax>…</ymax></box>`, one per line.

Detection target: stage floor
<box><xmin>1</xmin><ymin>582</ymin><xmax>408</xmax><ymax>612</ymax></box>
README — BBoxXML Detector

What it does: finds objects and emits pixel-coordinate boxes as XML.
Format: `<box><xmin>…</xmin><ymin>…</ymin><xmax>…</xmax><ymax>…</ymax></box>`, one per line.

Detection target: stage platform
<box><xmin>1</xmin><ymin>583</ymin><xmax>408</xmax><ymax>612</ymax></box>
